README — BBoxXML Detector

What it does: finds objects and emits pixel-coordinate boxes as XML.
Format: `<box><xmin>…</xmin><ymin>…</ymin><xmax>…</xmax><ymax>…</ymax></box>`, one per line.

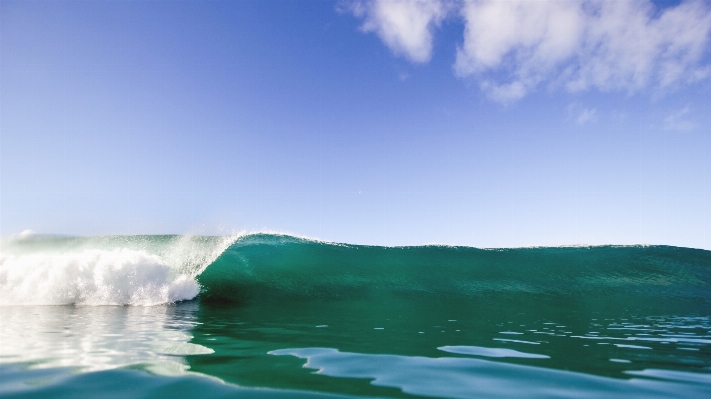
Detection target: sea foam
<box><xmin>0</xmin><ymin>249</ymin><xmax>199</xmax><ymax>306</ymax></box>
<box><xmin>0</xmin><ymin>234</ymin><xmax>238</xmax><ymax>306</ymax></box>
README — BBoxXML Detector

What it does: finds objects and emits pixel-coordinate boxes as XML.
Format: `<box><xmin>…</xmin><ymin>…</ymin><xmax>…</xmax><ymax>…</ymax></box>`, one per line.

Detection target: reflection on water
<box><xmin>0</xmin><ymin>303</ymin><xmax>211</xmax><ymax>375</ymax></box>
<box><xmin>1</xmin><ymin>302</ymin><xmax>710</xmax><ymax>399</ymax></box>
<box><xmin>270</xmin><ymin>347</ymin><xmax>711</xmax><ymax>399</ymax></box>
<box><xmin>438</xmin><ymin>345</ymin><xmax>550</xmax><ymax>358</ymax></box>
<box><xmin>186</xmin><ymin>302</ymin><xmax>711</xmax><ymax>398</ymax></box>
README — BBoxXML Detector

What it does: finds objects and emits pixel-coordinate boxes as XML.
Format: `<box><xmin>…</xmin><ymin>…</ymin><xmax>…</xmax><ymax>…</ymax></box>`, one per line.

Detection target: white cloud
<box><xmin>481</xmin><ymin>80</ymin><xmax>527</xmax><ymax>103</ymax></box>
<box><xmin>455</xmin><ymin>0</ymin><xmax>711</xmax><ymax>101</ymax></box>
<box><xmin>577</xmin><ymin>108</ymin><xmax>598</xmax><ymax>125</ymax></box>
<box><xmin>347</xmin><ymin>0</ymin><xmax>711</xmax><ymax>102</ymax></box>
<box><xmin>567</xmin><ymin>102</ymin><xmax>598</xmax><ymax>125</ymax></box>
<box><xmin>457</xmin><ymin>0</ymin><xmax>711</xmax><ymax>101</ymax></box>
<box><xmin>663</xmin><ymin>105</ymin><xmax>696</xmax><ymax>130</ymax></box>
<box><xmin>456</xmin><ymin>0</ymin><xmax>584</xmax><ymax>74</ymax></box>
<box><xmin>346</xmin><ymin>0</ymin><xmax>453</xmax><ymax>63</ymax></box>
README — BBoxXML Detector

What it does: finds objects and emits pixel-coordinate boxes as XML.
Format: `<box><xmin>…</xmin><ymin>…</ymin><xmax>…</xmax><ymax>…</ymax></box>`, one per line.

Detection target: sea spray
<box><xmin>0</xmin><ymin>234</ymin><xmax>238</xmax><ymax>305</ymax></box>
<box><xmin>0</xmin><ymin>249</ymin><xmax>198</xmax><ymax>305</ymax></box>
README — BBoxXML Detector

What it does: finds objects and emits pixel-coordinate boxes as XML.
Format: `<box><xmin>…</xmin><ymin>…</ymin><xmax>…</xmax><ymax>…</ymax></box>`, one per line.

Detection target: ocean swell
<box><xmin>1</xmin><ymin>233</ymin><xmax>710</xmax><ymax>308</ymax></box>
<box><xmin>197</xmin><ymin>234</ymin><xmax>711</xmax><ymax>310</ymax></box>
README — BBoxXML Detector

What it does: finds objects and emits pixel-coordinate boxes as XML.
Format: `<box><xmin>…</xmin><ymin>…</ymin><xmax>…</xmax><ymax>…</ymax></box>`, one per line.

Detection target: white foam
<box><xmin>0</xmin><ymin>249</ymin><xmax>200</xmax><ymax>306</ymax></box>
<box><xmin>0</xmin><ymin>233</ymin><xmax>241</xmax><ymax>306</ymax></box>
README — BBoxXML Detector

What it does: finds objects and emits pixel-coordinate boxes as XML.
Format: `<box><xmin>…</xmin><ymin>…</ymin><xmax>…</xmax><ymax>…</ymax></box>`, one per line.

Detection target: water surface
<box><xmin>1</xmin><ymin>234</ymin><xmax>710</xmax><ymax>398</ymax></box>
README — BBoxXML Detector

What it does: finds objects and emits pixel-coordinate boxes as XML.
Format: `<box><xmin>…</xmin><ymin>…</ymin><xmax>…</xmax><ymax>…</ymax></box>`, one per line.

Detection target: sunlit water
<box><xmin>0</xmin><ymin>304</ymin><xmax>208</xmax><ymax>374</ymax></box>
<box><xmin>1</xmin><ymin>234</ymin><xmax>710</xmax><ymax>398</ymax></box>
<box><xmin>2</xmin><ymin>302</ymin><xmax>709</xmax><ymax>399</ymax></box>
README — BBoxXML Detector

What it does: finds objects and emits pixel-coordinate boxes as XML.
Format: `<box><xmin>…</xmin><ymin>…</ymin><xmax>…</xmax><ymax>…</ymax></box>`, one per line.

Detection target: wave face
<box><xmin>2</xmin><ymin>233</ymin><xmax>710</xmax><ymax>309</ymax></box>
<box><xmin>0</xmin><ymin>234</ymin><xmax>236</xmax><ymax>305</ymax></box>
<box><xmin>198</xmin><ymin>234</ymin><xmax>711</xmax><ymax>312</ymax></box>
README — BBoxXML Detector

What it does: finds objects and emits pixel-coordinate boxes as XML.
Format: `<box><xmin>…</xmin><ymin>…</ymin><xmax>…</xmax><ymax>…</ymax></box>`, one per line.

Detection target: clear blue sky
<box><xmin>1</xmin><ymin>0</ymin><xmax>710</xmax><ymax>249</ymax></box>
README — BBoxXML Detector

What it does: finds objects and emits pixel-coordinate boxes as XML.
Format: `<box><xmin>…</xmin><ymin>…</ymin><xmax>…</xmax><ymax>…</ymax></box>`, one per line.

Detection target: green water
<box><xmin>1</xmin><ymin>234</ymin><xmax>710</xmax><ymax>398</ymax></box>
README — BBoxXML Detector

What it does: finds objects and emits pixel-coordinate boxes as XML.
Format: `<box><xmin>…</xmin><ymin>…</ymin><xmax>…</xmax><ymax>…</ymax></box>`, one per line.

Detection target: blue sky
<box><xmin>1</xmin><ymin>0</ymin><xmax>710</xmax><ymax>249</ymax></box>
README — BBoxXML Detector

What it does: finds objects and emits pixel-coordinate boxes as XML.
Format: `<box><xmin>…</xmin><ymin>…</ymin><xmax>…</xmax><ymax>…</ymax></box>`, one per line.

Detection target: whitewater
<box><xmin>0</xmin><ymin>234</ymin><xmax>237</xmax><ymax>306</ymax></box>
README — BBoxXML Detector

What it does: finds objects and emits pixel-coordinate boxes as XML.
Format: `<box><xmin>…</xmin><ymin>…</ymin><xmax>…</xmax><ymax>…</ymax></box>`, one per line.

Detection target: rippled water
<box><xmin>0</xmin><ymin>304</ymin><xmax>207</xmax><ymax>374</ymax></box>
<box><xmin>2</xmin><ymin>302</ymin><xmax>709</xmax><ymax>399</ymax></box>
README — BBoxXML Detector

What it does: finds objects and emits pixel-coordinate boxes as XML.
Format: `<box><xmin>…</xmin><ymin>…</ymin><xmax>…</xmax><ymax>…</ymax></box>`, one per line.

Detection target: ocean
<box><xmin>1</xmin><ymin>233</ymin><xmax>710</xmax><ymax>398</ymax></box>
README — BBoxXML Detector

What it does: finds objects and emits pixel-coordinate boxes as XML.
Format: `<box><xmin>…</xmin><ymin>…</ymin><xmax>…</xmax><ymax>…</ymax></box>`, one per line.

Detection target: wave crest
<box><xmin>0</xmin><ymin>234</ymin><xmax>239</xmax><ymax>306</ymax></box>
<box><xmin>0</xmin><ymin>249</ymin><xmax>200</xmax><ymax>306</ymax></box>
<box><xmin>2</xmin><ymin>233</ymin><xmax>710</xmax><ymax>307</ymax></box>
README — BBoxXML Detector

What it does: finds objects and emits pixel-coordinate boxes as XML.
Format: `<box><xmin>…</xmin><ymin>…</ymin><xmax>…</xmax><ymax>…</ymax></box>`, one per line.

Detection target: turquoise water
<box><xmin>1</xmin><ymin>234</ymin><xmax>710</xmax><ymax>398</ymax></box>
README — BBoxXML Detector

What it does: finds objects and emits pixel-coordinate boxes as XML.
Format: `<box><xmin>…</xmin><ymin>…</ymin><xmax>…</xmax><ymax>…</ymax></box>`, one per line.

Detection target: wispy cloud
<box><xmin>567</xmin><ymin>102</ymin><xmax>598</xmax><ymax>125</ymax></box>
<box><xmin>344</xmin><ymin>0</ymin><xmax>454</xmax><ymax>63</ymax></box>
<box><xmin>663</xmin><ymin>105</ymin><xmax>696</xmax><ymax>130</ymax></box>
<box><xmin>577</xmin><ymin>108</ymin><xmax>598</xmax><ymax>125</ymax></box>
<box><xmin>347</xmin><ymin>0</ymin><xmax>711</xmax><ymax>102</ymax></box>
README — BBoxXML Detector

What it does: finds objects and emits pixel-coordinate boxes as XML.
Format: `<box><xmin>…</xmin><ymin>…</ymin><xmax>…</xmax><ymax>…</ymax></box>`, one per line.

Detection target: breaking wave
<box><xmin>0</xmin><ymin>234</ymin><xmax>236</xmax><ymax>306</ymax></box>
<box><xmin>1</xmin><ymin>233</ymin><xmax>710</xmax><ymax>309</ymax></box>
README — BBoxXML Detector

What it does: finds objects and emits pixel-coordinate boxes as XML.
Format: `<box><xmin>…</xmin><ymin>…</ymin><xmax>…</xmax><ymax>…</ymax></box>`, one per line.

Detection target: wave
<box><xmin>2</xmin><ymin>233</ymin><xmax>710</xmax><ymax>307</ymax></box>
<box><xmin>197</xmin><ymin>234</ymin><xmax>711</xmax><ymax>309</ymax></box>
